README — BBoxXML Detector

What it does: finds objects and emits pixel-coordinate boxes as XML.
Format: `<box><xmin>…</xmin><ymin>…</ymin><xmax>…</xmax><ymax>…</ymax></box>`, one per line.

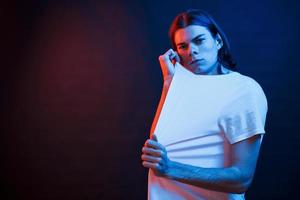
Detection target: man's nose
<box><xmin>188</xmin><ymin>44</ymin><xmax>198</xmax><ymax>57</ymax></box>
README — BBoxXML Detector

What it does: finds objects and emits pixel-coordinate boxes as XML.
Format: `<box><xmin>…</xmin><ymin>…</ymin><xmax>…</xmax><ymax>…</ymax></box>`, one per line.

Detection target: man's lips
<box><xmin>188</xmin><ymin>59</ymin><xmax>204</xmax><ymax>65</ymax></box>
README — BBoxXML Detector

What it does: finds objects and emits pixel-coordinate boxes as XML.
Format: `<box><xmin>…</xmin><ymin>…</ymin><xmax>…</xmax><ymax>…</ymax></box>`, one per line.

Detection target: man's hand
<box><xmin>158</xmin><ymin>49</ymin><xmax>180</xmax><ymax>83</ymax></box>
<box><xmin>141</xmin><ymin>134</ymin><xmax>171</xmax><ymax>176</ymax></box>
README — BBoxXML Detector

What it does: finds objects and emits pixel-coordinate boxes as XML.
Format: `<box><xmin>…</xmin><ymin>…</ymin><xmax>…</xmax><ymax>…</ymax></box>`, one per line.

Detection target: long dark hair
<box><xmin>169</xmin><ymin>9</ymin><xmax>237</xmax><ymax>70</ymax></box>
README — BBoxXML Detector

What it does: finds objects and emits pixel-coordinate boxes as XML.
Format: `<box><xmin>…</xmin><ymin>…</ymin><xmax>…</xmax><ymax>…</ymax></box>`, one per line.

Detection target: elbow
<box><xmin>235</xmin><ymin>177</ymin><xmax>252</xmax><ymax>194</ymax></box>
<box><xmin>231</xmin><ymin>168</ymin><xmax>254</xmax><ymax>194</ymax></box>
<box><xmin>234</xmin><ymin>179</ymin><xmax>252</xmax><ymax>194</ymax></box>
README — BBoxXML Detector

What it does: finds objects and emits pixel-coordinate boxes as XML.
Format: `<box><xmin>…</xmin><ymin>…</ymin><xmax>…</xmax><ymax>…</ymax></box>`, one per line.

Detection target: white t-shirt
<box><xmin>148</xmin><ymin>63</ymin><xmax>268</xmax><ymax>200</ymax></box>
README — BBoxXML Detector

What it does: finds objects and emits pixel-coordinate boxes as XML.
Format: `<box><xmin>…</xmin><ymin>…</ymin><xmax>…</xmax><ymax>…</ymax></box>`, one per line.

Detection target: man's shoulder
<box><xmin>232</xmin><ymin>72</ymin><xmax>264</xmax><ymax>91</ymax></box>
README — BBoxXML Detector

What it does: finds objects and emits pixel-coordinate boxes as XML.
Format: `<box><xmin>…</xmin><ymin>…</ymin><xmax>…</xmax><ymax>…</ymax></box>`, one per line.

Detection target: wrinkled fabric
<box><xmin>148</xmin><ymin>63</ymin><xmax>268</xmax><ymax>200</ymax></box>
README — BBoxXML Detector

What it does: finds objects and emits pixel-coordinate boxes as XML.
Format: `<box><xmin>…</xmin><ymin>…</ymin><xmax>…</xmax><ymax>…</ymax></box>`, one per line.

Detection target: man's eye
<box><xmin>178</xmin><ymin>45</ymin><xmax>187</xmax><ymax>49</ymax></box>
<box><xmin>195</xmin><ymin>39</ymin><xmax>204</xmax><ymax>44</ymax></box>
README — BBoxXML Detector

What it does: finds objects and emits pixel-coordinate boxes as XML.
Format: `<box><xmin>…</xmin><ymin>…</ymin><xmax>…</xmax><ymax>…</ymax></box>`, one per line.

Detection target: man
<box><xmin>141</xmin><ymin>9</ymin><xmax>267</xmax><ymax>200</ymax></box>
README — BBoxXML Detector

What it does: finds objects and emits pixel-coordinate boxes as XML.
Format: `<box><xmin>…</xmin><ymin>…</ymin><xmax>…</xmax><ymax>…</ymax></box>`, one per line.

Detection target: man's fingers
<box><xmin>167</xmin><ymin>49</ymin><xmax>175</xmax><ymax>58</ymax></box>
<box><xmin>174</xmin><ymin>52</ymin><xmax>180</xmax><ymax>63</ymax></box>
<box><xmin>141</xmin><ymin>154</ymin><xmax>162</xmax><ymax>163</ymax></box>
<box><xmin>159</xmin><ymin>49</ymin><xmax>175</xmax><ymax>61</ymax></box>
<box><xmin>151</xmin><ymin>134</ymin><xmax>158</xmax><ymax>141</ymax></box>
<box><xmin>142</xmin><ymin>161</ymin><xmax>160</xmax><ymax>169</ymax></box>
<box><xmin>142</xmin><ymin>147</ymin><xmax>163</xmax><ymax>157</ymax></box>
<box><xmin>158</xmin><ymin>49</ymin><xmax>176</xmax><ymax>77</ymax></box>
<box><xmin>169</xmin><ymin>50</ymin><xmax>179</xmax><ymax>61</ymax></box>
<box><xmin>145</xmin><ymin>139</ymin><xmax>166</xmax><ymax>151</ymax></box>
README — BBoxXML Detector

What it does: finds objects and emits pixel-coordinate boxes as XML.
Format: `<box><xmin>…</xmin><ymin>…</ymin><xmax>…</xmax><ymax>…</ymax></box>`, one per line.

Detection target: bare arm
<box><xmin>142</xmin><ymin>134</ymin><xmax>263</xmax><ymax>194</ymax></box>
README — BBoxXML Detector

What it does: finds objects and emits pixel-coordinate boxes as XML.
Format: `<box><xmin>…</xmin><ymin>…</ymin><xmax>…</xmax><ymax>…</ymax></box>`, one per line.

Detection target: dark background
<box><xmin>2</xmin><ymin>0</ymin><xmax>300</xmax><ymax>199</ymax></box>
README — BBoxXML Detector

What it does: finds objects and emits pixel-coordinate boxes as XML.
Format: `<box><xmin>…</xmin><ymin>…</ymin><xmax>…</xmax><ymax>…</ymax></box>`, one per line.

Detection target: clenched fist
<box><xmin>141</xmin><ymin>134</ymin><xmax>171</xmax><ymax>177</ymax></box>
<box><xmin>158</xmin><ymin>49</ymin><xmax>180</xmax><ymax>83</ymax></box>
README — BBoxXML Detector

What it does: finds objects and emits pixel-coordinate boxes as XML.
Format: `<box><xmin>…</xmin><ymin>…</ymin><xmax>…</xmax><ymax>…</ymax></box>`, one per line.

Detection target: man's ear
<box><xmin>215</xmin><ymin>33</ymin><xmax>223</xmax><ymax>50</ymax></box>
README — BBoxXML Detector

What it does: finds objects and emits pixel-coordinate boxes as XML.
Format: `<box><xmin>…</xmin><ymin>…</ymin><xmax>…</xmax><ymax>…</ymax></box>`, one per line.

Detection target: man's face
<box><xmin>174</xmin><ymin>25</ymin><xmax>221</xmax><ymax>74</ymax></box>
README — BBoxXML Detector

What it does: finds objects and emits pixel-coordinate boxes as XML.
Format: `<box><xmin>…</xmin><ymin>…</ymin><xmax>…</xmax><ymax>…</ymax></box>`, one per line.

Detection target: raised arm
<box><xmin>150</xmin><ymin>49</ymin><xmax>180</xmax><ymax>135</ymax></box>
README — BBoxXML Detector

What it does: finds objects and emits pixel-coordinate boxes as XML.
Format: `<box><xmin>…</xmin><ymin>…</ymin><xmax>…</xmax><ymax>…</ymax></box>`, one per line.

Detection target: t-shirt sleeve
<box><xmin>218</xmin><ymin>78</ymin><xmax>268</xmax><ymax>144</ymax></box>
